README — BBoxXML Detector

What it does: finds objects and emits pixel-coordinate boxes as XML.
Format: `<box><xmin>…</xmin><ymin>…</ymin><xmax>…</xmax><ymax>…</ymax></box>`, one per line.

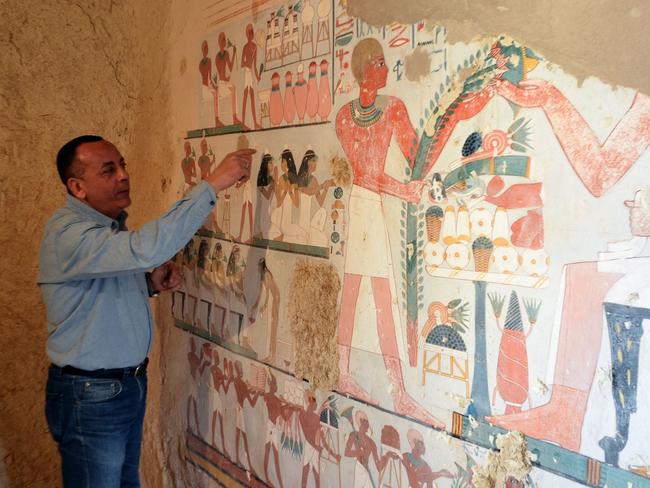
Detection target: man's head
<box><xmin>407</xmin><ymin>428</ymin><xmax>425</xmax><ymax>456</ymax></box>
<box><xmin>57</xmin><ymin>136</ymin><xmax>131</xmax><ymax>219</ymax></box>
<box><xmin>267</xmin><ymin>372</ymin><xmax>277</xmax><ymax>393</ymax></box>
<box><xmin>355</xmin><ymin>410</ymin><xmax>369</xmax><ymax>433</ymax></box>
<box><xmin>351</xmin><ymin>38</ymin><xmax>387</xmax><ymax>88</ymax></box>
<box><xmin>218</xmin><ymin>32</ymin><xmax>227</xmax><ymax>49</ymax></box>
<box><xmin>234</xmin><ymin>360</ymin><xmax>243</xmax><ymax>377</ymax></box>
<box><xmin>246</xmin><ymin>23</ymin><xmax>254</xmax><ymax>41</ymax></box>
<box><xmin>184</xmin><ymin>141</ymin><xmax>192</xmax><ymax>156</ymax></box>
<box><xmin>201</xmin><ymin>40</ymin><xmax>209</xmax><ymax>56</ymax></box>
<box><xmin>304</xmin><ymin>390</ymin><xmax>317</xmax><ymax>411</ymax></box>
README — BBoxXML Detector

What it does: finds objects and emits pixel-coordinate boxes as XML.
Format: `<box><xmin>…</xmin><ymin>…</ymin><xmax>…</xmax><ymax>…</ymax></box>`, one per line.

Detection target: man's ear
<box><xmin>66</xmin><ymin>178</ymin><xmax>86</xmax><ymax>199</ymax></box>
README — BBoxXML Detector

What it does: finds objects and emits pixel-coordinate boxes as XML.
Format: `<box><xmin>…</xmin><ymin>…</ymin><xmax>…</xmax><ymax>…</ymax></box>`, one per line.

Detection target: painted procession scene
<box><xmin>169</xmin><ymin>0</ymin><xmax>650</xmax><ymax>486</ymax></box>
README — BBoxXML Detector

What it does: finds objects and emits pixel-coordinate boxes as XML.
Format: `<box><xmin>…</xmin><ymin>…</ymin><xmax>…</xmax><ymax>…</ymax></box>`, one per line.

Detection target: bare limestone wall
<box><xmin>0</xmin><ymin>1</ymin><xmax>171</xmax><ymax>486</ymax></box>
<box><xmin>346</xmin><ymin>0</ymin><xmax>650</xmax><ymax>95</ymax></box>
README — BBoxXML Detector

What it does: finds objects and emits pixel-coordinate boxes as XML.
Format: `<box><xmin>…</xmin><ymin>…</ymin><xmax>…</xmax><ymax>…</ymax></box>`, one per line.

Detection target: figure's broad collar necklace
<box><xmin>350</xmin><ymin>96</ymin><xmax>385</xmax><ymax>127</ymax></box>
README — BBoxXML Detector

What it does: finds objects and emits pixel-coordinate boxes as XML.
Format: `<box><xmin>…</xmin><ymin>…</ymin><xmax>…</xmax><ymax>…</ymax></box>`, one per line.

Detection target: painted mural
<box><xmin>170</xmin><ymin>0</ymin><xmax>650</xmax><ymax>486</ymax></box>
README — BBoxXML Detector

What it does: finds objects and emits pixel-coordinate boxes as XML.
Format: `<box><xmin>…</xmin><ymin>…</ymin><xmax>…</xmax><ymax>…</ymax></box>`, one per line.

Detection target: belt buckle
<box><xmin>134</xmin><ymin>358</ymin><xmax>148</xmax><ymax>377</ymax></box>
<box><xmin>134</xmin><ymin>363</ymin><xmax>144</xmax><ymax>377</ymax></box>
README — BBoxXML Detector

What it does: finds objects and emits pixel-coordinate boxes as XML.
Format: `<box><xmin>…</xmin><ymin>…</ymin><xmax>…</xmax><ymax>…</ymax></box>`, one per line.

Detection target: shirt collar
<box><xmin>65</xmin><ymin>195</ymin><xmax>129</xmax><ymax>231</ymax></box>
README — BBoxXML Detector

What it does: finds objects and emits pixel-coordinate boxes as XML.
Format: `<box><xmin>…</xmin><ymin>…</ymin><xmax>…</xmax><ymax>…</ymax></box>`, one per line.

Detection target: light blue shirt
<box><xmin>38</xmin><ymin>182</ymin><xmax>217</xmax><ymax>370</ymax></box>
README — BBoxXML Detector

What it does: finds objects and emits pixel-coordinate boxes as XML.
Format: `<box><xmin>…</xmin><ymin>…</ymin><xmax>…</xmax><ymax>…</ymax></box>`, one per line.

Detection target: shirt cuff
<box><xmin>145</xmin><ymin>272</ymin><xmax>159</xmax><ymax>297</ymax></box>
<box><xmin>193</xmin><ymin>181</ymin><xmax>218</xmax><ymax>206</ymax></box>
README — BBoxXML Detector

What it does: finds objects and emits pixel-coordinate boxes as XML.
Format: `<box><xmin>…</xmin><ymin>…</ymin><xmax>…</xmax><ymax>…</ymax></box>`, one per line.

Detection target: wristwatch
<box><xmin>145</xmin><ymin>272</ymin><xmax>160</xmax><ymax>297</ymax></box>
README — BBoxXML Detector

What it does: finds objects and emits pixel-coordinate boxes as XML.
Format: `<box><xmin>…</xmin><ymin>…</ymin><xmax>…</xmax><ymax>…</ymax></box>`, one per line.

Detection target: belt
<box><xmin>55</xmin><ymin>358</ymin><xmax>149</xmax><ymax>379</ymax></box>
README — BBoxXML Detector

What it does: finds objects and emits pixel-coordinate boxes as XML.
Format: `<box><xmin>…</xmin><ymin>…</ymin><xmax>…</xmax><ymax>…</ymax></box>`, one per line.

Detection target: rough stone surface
<box><xmin>346</xmin><ymin>0</ymin><xmax>650</xmax><ymax>94</ymax></box>
<box><xmin>1</xmin><ymin>1</ymin><xmax>172</xmax><ymax>485</ymax></box>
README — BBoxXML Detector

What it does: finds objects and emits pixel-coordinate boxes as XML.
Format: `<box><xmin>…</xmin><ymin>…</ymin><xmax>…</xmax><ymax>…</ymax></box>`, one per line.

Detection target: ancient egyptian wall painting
<box><xmin>169</xmin><ymin>1</ymin><xmax>650</xmax><ymax>486</ymax></box>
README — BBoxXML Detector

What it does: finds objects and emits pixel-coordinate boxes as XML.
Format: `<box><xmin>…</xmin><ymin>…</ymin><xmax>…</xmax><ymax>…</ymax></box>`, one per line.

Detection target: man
<box><xmin>208</xmin><ymin>346</ymin><xmax>231</xmax><ymax>457</ymax></box>
<box><xmin>231</xmin><ymin>360</ymin><xmax>259</xmax><ymax>474</ymax></box>
<box><xmin>261</xmin><ymin>372</ymin><xmax>286</xmax><ymax>488</ymax></box>
<box><xmin>343</xmin><ymin>410</ymin><xmax>397</xmax><ymax>488</ymax></box>
<box><xmin>180</xmin><ymin>140</ymin><xmax>196</xmax><ymax>187</ymax></box>
<box><xmin>39</xmin><ymin>134</ymin><xmax>253</xmax><ymax>487</ymax></box>
<box><xmin>298</xmin><ymin>390</ymin><xmax>339</xmax><ymax>488</ymax></box>
<box><xmin>401</xmin><ymin>428</ymin><xmax>452</xmax><ymax>487</ymax></box>
<box><xmin>334</xmin><ymin>38</ymin><xmax>440</xmax><ymax>427</ymax></box>
<box><xmin>214</xmin><ymin>32</ymin><xmax>241</xmax><ymax>127</ymax></box>
<box><xmin>197</xmin><ymin>138</ymin><xmax>215</xmax><ymax>180</ymax></box>
<box><xmin>198</xmin><ymin>40</ymin><xmax>219</xmax><ymax>127</ymax></box>
<box><xmin>240</xmin><ymin>23</ymin><xmax>262</xmax><ymax>130</ymax></box>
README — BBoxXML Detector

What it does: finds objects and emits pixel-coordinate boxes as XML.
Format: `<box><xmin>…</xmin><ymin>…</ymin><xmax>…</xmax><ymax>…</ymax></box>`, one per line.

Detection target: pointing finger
<box><xmin>231</xmin><ymin>148</ymin><xmax>257</xmax><ymax>157</ymax></box>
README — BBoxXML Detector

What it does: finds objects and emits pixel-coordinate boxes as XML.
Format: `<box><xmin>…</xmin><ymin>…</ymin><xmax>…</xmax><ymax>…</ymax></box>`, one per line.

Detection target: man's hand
<box><xmin>406</xmin><ymin>179</ymin><xmax>427</xmax><ymax>203</ymax></box>
<box><xmin>207</xmin><ymin>148</ymin><xmax>256</xmax><ymax>193</ymax></box>
<box><xmin>150</xmin><ymin>261</ymin><xmax>183</xmax><ymax>293</ymax></box>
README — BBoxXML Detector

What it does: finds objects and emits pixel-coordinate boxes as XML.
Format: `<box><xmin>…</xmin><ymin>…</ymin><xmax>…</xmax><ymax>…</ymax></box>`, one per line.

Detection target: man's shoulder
<box><xmin>46</xmin><ymin>205</ymin><xmax>94</xmax><ymax>229</ymax></box>
<box><xmin>42</xmin><ymin>205</ymin><xmax>105</xmax><ymax>245</ymax></box>
<box><xmin>381</xmin><ymin>95</ymin><xmax>406</xmax><ymax>110</ymax></box>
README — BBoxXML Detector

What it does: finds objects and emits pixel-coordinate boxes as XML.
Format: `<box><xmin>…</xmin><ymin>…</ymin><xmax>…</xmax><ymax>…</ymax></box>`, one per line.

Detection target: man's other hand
<box><xmin>150</xmin><ymin>261</ymin><xmax>183</xmax><ymax>293</ymax></box>
<box><xmin>207</xmin><ymin>148</ymin><xmax>256</xmax><ymax>193</ymax></box>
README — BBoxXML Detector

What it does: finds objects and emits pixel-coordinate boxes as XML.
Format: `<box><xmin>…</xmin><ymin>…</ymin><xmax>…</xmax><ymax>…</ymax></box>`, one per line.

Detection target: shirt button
<box><xmin>209</xmin><ymin>200</ymin><xmax>215</xmax><ymax>206</ymax></box>
<box><xmin>111</xmin><ymin>222</ymin><xmax>118</xmax><ymax>230</ymax></box>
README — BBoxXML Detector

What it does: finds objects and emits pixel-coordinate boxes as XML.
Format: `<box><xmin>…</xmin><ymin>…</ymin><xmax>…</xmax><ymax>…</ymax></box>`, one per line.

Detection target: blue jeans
<box><xmin>45</xmin><ymin>366</ymin><xmax>147</xmax><ymax>488</ymax></box>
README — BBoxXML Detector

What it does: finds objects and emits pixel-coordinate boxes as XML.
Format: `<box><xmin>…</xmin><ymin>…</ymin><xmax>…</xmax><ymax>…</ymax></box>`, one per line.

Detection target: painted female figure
<box><xmin>297</xmin><ymin>149</ymin><xmax>333</xmax><ymax>246</ymax></box>
<box><xmin>208</xmin><ymin>242</ymin><xmax>227</xmax><ymax>294</ymax></box>
<box><xmin>277</xmin><ymin>148</ymin><xmax>307</xmax><ymax>243</ymax></box>
<box><xmin>335</xmin><ymin>38</ymin><xmax>440</xmax><ymax>427</ymax></box>
<box><xmin>226</xmin><ymin>245</ymin><xmax>247</xmax><ymax>304</ymax></box>
<box><xmin>254</xmin><ymin>152</ymin><xmax>277</xmax><ymax>239</ymax></box>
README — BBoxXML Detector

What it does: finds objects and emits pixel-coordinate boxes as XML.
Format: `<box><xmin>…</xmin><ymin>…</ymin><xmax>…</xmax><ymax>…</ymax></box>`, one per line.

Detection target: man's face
<box><xmin>358</xmin><ymin>415</ymin><xmax>369</xmax><ymax>433</ymax></box>
<box><xmin>70</xmin><ymin>140</ymin><xmax>131</xmax><ymax>219</ymax></box>
<box><xmin>246</xmin><ymin>24</ymin><xmax>254</xmax><ymax>40</ymax></box>
<box><xmin>219</xmin><ymin>33</ymin><xmax>226</xmax><ymax>49</ymax></box>
<box><xmin>363</xmin><ymin>55</ymin><xmax>388</xmax><ymax>90</ymax></box>
<box><xmin>202</xmin><ymin>41</ymin><xmax>208</xmax><ymax>56</ymax></box>
<box><xmin>414</xmin><ymin>439</ymin><xmax>425</xmax><ymax>456</ymax></box>
<box><xmin>305</xmin><ymin>392</ymin><xmax>316</xmax><ymax>410</ymax></box>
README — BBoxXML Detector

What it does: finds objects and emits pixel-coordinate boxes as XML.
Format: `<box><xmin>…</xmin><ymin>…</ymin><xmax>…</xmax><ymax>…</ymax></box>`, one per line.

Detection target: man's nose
<box><xmin>117</xmin><ymin>167</ymin><xmax>129</xmax><ymax>181</ymax></box>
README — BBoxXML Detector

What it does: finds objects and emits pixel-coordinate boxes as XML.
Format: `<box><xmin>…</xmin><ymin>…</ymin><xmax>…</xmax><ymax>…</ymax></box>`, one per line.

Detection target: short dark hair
<box><xmin>56</xmin><ymin>135</ymin><xmax>104</xmax><ymax>185</ymax></box>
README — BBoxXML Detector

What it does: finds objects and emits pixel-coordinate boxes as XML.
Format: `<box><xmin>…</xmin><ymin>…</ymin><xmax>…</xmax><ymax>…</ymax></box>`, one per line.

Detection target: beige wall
<box><xmin>346</xmin><ymin>0</ymin><xmax>650</xmax><ymax>95</ymax></box>
<box><xmin>1</xmin><ymin>1</ymin><xmax>172</xmax><ymax>485</ymax></box>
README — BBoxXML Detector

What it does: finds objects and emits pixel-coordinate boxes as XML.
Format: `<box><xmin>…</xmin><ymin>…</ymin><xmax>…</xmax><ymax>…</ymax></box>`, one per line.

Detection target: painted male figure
<box><xmin>214</xmin><ymin>32</ymin><xmax>241</xmax><ymax>127</ymax></box>
<box><xmin>401</xmin><ymin>428</ymin><xmax>453</xmax><ymax>487</ymax></box>
<box><xmin>241</xmin><ymin>23</ymin><xmax>262</xmax><ymax>130</ymax></box>
<box><xmin>181</xmin><ymin>140</ymin><xmax>197</xmax><ymax>187</ymax></box>
<box><xmin>335</xmin><ymin>38</ymin><xmax>440</xmax><ymax>427</ymax></box>
<box><xmin>232</xmin><ymin>360</ymin><xmax>259</xmax><ymax>474</ymax></box>
<box><xmin>209</xmin><ymin>346</ymin><xmax>231</xmax><ymax>457</ymax></box>
<box><xmin>262</xmin><ymin>372</ymin><xmax>286</xmax><ymax>488</ymax></box>
<box><xmin>199</xmin><ymin>40</ymin><xmax>219</xmax><ymax>127</ymax></box>
<box><xmin>298</xmin><ymin>390</ymin><xmax>339</xmax><ymax>488</ymax></box>
<box><xmin>343</xmin><ymin>410</ymin><xmax>397</xmax><ymax>488</ymax></box>
<box><xmin>40</xmin><ymin>135</ymin><xmax>253</xmax><ymax>487</ymax></box>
